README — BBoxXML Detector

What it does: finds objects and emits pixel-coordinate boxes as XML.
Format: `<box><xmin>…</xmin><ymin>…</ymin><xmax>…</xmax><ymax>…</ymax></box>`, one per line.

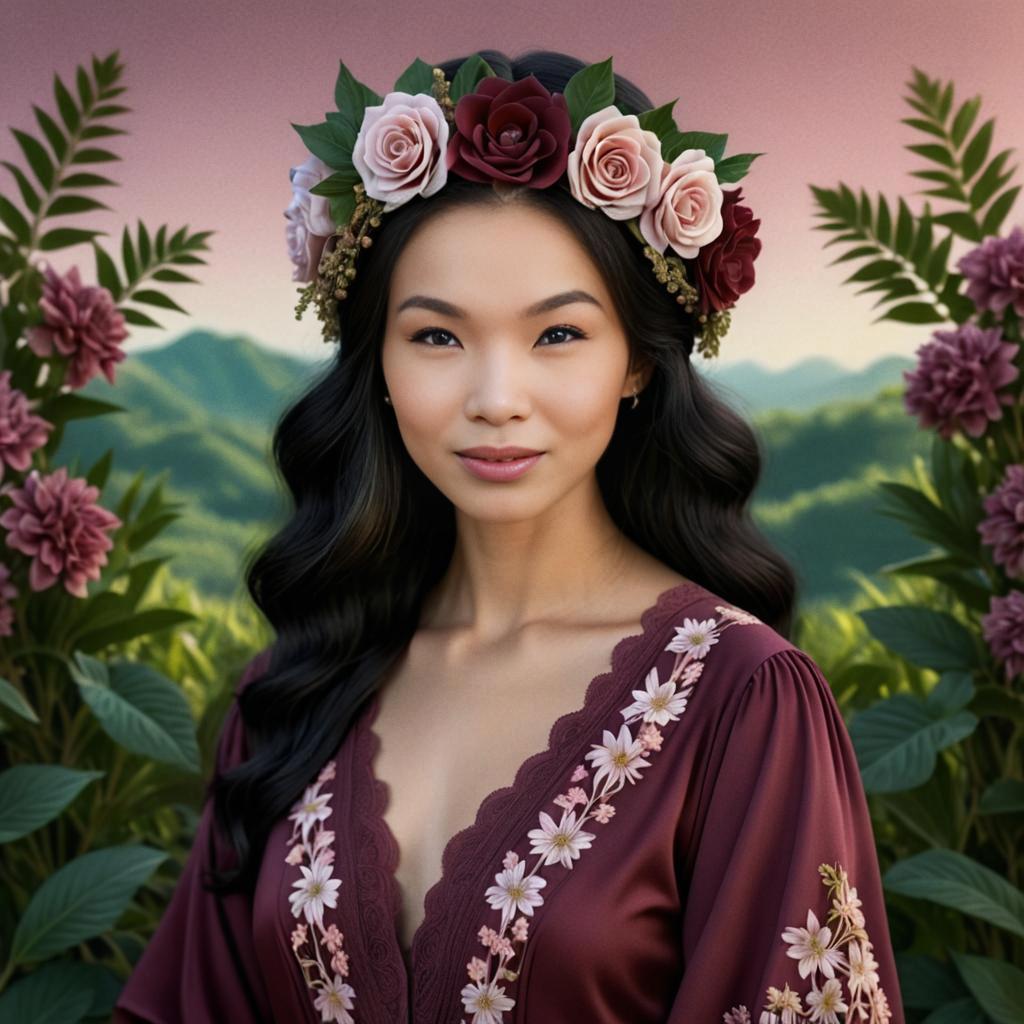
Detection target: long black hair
<box><xmin>206</xmin><ymin>47</ymin><xmax>798</xmax><ymax>895</ymax></box>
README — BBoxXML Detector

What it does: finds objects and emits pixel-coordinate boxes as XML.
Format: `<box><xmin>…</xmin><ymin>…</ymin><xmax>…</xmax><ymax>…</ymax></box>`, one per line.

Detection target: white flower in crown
<box><xmin>526</xmin><ymin>808</ymin><xmax>596</xmax><ymax>869</ymax></box>
<box><xmin>620</xmin><ymin>664</ymin><xmax>692</xmax><ymax>725</ymax></box>
<box><xmin>351</xmin><ymin>90</ymin><xmax>450</xmax><ymax>213</ymax></box>
<box><xmin>584</xmin><ymin>722</ymin><xmax>652</xmax><ymax>789</ymax></box>
<box><xmin>484</xmin><ymin>857</ymin><xmax>548</xmax><ymax>925</ymax></box>
<box><xmin>665</xmin><ymin>616</ymin><xmax>721</xmax><ymax>658</ymax></box>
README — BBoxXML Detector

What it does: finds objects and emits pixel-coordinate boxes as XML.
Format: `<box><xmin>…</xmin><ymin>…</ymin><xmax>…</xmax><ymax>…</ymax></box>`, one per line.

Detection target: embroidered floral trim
<box><xmin>459</xmin><ymin>603</ymin><xmax>763</xmax><ymax>1023</ymax></box>
<box><xmin>722</xmin><ymin>862</ymin><xmax>894</xmax><ymax>1024</ymax></box>
<box><xmin>285</xmin><ymin>759</ymin><xmax>358</xmax><ymax>1023</ymax></box>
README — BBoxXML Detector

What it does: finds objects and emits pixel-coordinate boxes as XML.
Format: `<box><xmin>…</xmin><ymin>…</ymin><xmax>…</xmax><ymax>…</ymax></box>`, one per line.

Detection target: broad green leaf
<box><xmin>921</xmin><ymin>998</ymin><xmax>987</xmax><ymax>1024</ymax></box>
<box><xmin>0</xmin><ymin>765</ymin><xmax>105</xmax><ymax>843</ymax></box>
<box><xmin>926</xmin><ymin>670</ymin><xmax>974</xmax><ymax>714</ymax></box>
<box><xmin>969</xmin><ymin>148</ymin><xmax>1015</xmax><ymax>209</ymax></box>
<box><xmin>979</xmin><ymin>779</ymin><xmax>1024</xmax><ymax>815</ymax></box>
<box><xmin>121</xmin><ymin>224</ymin><xmax>136</xmax><ymax>280</ymax></box>
<box><xmin>0</xmin><ymin>678</ymin><xmax>39</xmax><ymax>723</ymax></box>
<box><xmin>448</xmin><ymin>52</ymin><xmax>497</xmax><ymax>105</ymax></box>
<box><xmin>393</xmin><ymin>57</ymin><xmax>435</xmax><ymax>95</ymax></box>
<box><xmin>91</xmin><ymin>241</ymin><xmax>121</xmax><ymax>298</ymax></box>
<box><xmin>857</xmin><ymin>605</ymin><xmax>978</xmax><ymax>671</ymax></box>
<box><xmin>46</xmin><ymin>194</ymin><xmax>111</xmax><ymax>216</ymax></box>
<box><xmin>950</xmin><ymin>95</ymin><xmax>981</xmax><ymax>149</ymax></box>
<box><xmin>332</xmin><ymin>57</ymin><xmax>382</xmax><ymax>125</ymax></box>
<box><xmin>0</xmin><ymin>959</ymin><xmax>97</xmax><ymax>1024</ymax></box>
<box><xmin>636</xmin><ymin>99</ymin><xmax>679</xmax><ymax>140</ymax></box>
<box><xmin>70</xmin><ymin>147</ymin><xmax>120</xmax><ymax>165</ymax></box>
<box><xmin>850</xmin><ymin>693</ymin><xmax>977</xmax><ymax>791</ymax></box>
<box><xmin>895</xmin><ymin>951</ymin><xmax>969</xmax><ymax>1009</ymax></box>
<box><xmin>713</xmin><ymin>152</ymin><xmax>763</xmax><ymax>184</ymax></box>
<box><xmin>563</xmin><ymin>57</ymin><xmax>615</xmax><ymax>137</ymax></box>
<box><xmin>70</xmin><ymin>653</ymin><xmax>199</xmax><ymax>770</ymax></box>
<box><xmin>951</xmin><ymin>951</ymin><xmax>1024</xmax><ymax>1024</ymax></box>
<box><xmin>884</xmin><ymin>849</ymin><xmax>1024</xmax><ymax>939</ymax></box>
<box><xmin>10</xmin><ymin>844</ymin><xmax>166</xmax><ymax>963</ymax></box>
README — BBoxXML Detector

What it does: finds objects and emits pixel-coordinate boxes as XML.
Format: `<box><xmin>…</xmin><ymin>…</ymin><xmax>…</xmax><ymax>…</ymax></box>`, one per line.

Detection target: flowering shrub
<box><xmin>0</xmin><ymin>50</ymin><xmax>218</xmax><ymax>1016</ymax></box>
<box><xmin>810</xmin><ymin>66</ymin><xmax>1024</xmax><ymax>1021</ymax></box>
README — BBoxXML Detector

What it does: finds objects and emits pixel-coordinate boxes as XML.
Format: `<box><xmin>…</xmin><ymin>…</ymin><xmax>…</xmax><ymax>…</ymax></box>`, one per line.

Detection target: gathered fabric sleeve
<box><xmin>666</xmin><ymin>647</ymin><xmax>905</xmax><ymax>1024</ymax></box>
<box><xmin>112</xmin><ymin>649</ymin><xmax>274</xmax><ymax>1024</ymax></box>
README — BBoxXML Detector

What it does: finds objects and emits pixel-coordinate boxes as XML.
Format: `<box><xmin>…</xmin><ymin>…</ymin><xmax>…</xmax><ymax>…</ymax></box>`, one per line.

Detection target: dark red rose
<box><xmin>447</xmin><ymin>74</ymin><xmax>572</xmax><ymax>188</ymax></box>
<box><xmin>690</xmin><ymin>186</ymin><xmax>762</xmax><ymax>315</ymax></box>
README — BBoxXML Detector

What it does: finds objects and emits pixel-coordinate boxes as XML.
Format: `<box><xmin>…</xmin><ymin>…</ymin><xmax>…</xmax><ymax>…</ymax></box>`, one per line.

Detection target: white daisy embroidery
<box><xmin>285</xmin><ymin>760</ymin><xmax>358</xmax><ymax>1023</ymax></box>
<box><xmin>457</xmin><ymin>600</ymin><xmax>764</xmax><ymax>1023</ymax></box>
<box><xmin>526</xmin><ymin>808</ymin><xmax>596</xmax><ymax>869</ymax></box>
<box><xmin>723</xmin><ymin>863</ymin><xmax>894</xmax><ymax>1024</ymax></box>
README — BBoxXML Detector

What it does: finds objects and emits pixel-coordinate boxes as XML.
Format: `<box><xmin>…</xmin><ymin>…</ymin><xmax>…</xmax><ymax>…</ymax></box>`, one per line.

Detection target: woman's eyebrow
<box><xmin>395</xmin><ymin>289</ymin><xmax>605</xmax><ymax>319</ymax></box>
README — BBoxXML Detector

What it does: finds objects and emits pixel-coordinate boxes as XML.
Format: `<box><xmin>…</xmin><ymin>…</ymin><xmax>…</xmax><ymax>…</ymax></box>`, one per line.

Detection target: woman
<box><xmin>114</xmin><ymin>48</ymin><xmax>904</xmax><ymax>1024</ymax></box>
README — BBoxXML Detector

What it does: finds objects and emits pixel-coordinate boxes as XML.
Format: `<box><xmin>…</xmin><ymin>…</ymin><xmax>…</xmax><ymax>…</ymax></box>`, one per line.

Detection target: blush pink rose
<box><xmin>639</xmin><ymin>148</ymin><xmax>724</xmax><ymax>259</ymax></box>
<box><xmin>285</xmin><ymin>154</ymin><xmax>337</xmax><ymax>283</ymax></box>
<box><xmin>352</xmin><ymin>91</ymin><xmax>449</xmax><ymax>213</ymax></box>
<box><xmin>566</xmin><ymin>106</ymin><xmax>664</xmax><ymax>221</ymax></box>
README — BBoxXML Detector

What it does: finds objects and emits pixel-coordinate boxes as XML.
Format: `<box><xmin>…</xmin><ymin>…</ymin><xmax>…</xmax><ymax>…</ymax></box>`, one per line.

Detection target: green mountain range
<box><xmin>55</xmin><ymin>330</ymin><xmax>929</xmax><ymax>605</ymax></box>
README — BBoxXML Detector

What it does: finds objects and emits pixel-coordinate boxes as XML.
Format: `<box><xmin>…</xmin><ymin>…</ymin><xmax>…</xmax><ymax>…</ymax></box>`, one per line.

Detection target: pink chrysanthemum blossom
<box><xmin>0</xmin><ymin>466</ymin><xmax>121</xmax><ymax>597</ymax></box>
<box><xmin>902</xmin><ymin>323</ymin><xmax>1019</xmax><ymax>439</ymax></box>
<box><xmin>0</xmin><ymin>370</ymin><xmax>52</xmax><ymax>481</ymax></box>
<box><xmin>981</xmin><ymin>588</ymin><xmax>1024</xmax><ymax>682</ymax></box>
<box><xmin>958</xmin><ymin>224</ymin><xmax>1024</xmax><ymax>318</ymax></box>
<box><xmin>978</xmin><ymin>464</ymin><xmax>1024</xmax><ymax>577</ymax></box>
<box><xmin>25</xmin><ymin>264</ymin><xmax>129</xmax><ymax>389</ymax></box>
<box><xmin>0</xmin><ymin>562</ymin><xmax>18</xmax><ymax>636</ymax></box>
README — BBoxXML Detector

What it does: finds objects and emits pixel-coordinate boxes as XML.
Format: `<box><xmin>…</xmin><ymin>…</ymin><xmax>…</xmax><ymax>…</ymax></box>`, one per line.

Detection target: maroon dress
<box><xmin>113</xmin><ymin>580</ymin><xmax>905</xmax><ymax>1023</ymax></box>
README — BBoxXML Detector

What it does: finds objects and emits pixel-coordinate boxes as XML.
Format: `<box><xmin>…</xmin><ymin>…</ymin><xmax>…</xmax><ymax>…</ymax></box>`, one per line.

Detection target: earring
<box><xmin>384</xmin><ymin>394</ymin><xmax>392</xmax><ymax>405</ymax></box>
<box><xmin>631</xmin><ymin>386</ymin><xmax>639</xmax><ymax>409</ymax></box>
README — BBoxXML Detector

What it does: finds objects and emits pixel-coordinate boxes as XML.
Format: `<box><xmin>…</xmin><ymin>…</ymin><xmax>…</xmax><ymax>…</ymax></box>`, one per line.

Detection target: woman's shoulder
<box><xmin>648</xmin><ymin>580</ymin><xmax>814</xmax><ymax>720</ymax></box>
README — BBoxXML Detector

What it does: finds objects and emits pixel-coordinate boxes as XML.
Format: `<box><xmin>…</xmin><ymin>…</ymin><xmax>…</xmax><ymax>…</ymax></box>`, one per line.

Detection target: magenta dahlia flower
<box><xmin>981</xmin><ymin>588</ymin><xmax>1024</xmax><ymax>682</ymax></box>
<box><xmin>25</xmin><ymin>263</ymin><xmax>129</xmax><ymax>389</ymax></box>
<box><xmin>0</xmin><ymin>562</ymin><xmax>17</xmax><ymax>636</ymax></box>
<box><xmin>0</xmin><ymin>370</ymin><xmax>52</xmax><ymax>481</ymax></box>
<box><xmin>902</xmin><ymin>323</ymin><xmax>1019</xmax><ymax>439</ymax></box>
<box><xmin>958</xmin><ymin>225</ymin><xmax>1024</xmax><ymax>318</ymax></box>
<box><xmin>0</xmin><ymin>466</ymin><xmax>122</xmax><ymax>597</ymax></box>
<box><xmin>979</xmin><ymin>464</ymin><xmax>1024</xmax><ymax>578</ymax></box>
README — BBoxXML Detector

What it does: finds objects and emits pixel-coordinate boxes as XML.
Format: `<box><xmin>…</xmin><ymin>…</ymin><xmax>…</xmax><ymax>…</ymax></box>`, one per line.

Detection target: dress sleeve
<box><xmin>665</xmin><ymin>647</ymin><xmax>905</xmax><ymax>1024</ymax></box>
<box><xmin>112</xmin><ymin>649</ymin><xmax>275</xmax><ymax>1024</ymax></box>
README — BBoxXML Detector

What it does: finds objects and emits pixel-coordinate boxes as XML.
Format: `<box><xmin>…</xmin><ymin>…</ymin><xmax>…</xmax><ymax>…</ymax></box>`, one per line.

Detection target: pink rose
<box><xmin>285</xmin><ymin>154</ymin><xmax>337</xmax><ymax>283</ymax></box>
<box><xmin>352</xmin><ymin>91</ymin><xmax>449</xmax><ymax>213</ymax></box>
<box><xmin>566</xmin><ymin>106</ymin><xmax>664</xmax><ymax>221</ymax></box>
<box><xmin>639</xmin><ymin>148</ymin><xmax>723</xmax><ymax>258</ymax></box>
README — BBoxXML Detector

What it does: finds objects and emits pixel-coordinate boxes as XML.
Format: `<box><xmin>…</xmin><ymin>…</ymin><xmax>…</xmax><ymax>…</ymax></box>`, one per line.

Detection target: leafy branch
<box><xmin>809</xmin><ymin>66</ymin><xmax>1019</xmax><ymax>329</ymax></box>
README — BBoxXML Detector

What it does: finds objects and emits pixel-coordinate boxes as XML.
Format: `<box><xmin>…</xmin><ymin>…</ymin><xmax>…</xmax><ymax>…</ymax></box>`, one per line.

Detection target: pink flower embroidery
<box><xmin>459</xmin><ymin>603</ymin><xmax>763</xmax><ymax>1023</ymax></box>
<box><xmin>284</xmin><ymin>760</ymin><xmax>357</xmax><ymax>1023</ymax></box>
<box><xmin>723</xmin><ymin>863</ymin><xmax>893</xmax><ymax>1024</ymax></box>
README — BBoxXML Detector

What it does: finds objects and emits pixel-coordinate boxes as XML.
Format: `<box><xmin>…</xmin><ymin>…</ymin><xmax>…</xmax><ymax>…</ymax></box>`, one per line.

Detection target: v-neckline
<box><xmin>352</xmin><ymin>578</ymin><xmax>705</xmax><ymax>1013</ymax></box>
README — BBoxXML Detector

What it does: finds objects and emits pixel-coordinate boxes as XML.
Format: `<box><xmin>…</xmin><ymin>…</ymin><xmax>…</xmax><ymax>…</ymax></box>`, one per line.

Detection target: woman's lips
<box><xmin>456</xmin><ymin>452</ymin><xmax>544</xmax><ymax>481</ymax></box>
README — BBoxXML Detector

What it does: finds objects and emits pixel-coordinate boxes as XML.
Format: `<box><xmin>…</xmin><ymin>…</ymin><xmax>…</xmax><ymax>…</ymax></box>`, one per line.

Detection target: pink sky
<box><xmin>3</xmin><ymin>0</ymin><xmax>1021</xmax><ymax>370</ymax></box>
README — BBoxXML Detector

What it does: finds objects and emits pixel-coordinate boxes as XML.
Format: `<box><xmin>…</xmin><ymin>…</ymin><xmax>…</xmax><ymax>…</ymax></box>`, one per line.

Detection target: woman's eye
<box><xmin>409</xmin><ymin>325</ymin><xmax>586</xmax><ymax>348</ymax></box>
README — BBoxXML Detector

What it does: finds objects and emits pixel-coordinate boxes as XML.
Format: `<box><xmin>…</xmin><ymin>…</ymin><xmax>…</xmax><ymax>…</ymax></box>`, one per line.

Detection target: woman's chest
<box><xmin>370</xmin><ymin>626</ymin><xmax>637</xmax><ymax>952</ymax></box>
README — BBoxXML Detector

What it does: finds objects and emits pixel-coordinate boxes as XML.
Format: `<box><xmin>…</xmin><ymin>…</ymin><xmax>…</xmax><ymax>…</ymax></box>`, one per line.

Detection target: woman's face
<box><xmin>380</xmin><ymin>202</ymin><xmax>643</xmax><ymax>523</ymax></box>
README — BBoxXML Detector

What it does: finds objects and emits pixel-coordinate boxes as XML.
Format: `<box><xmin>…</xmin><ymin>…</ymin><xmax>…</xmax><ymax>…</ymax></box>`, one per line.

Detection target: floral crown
<box><xmin>284</xmin><ymin>54</ymin><xmax>764</xmax><ymax>359</ymax></box>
